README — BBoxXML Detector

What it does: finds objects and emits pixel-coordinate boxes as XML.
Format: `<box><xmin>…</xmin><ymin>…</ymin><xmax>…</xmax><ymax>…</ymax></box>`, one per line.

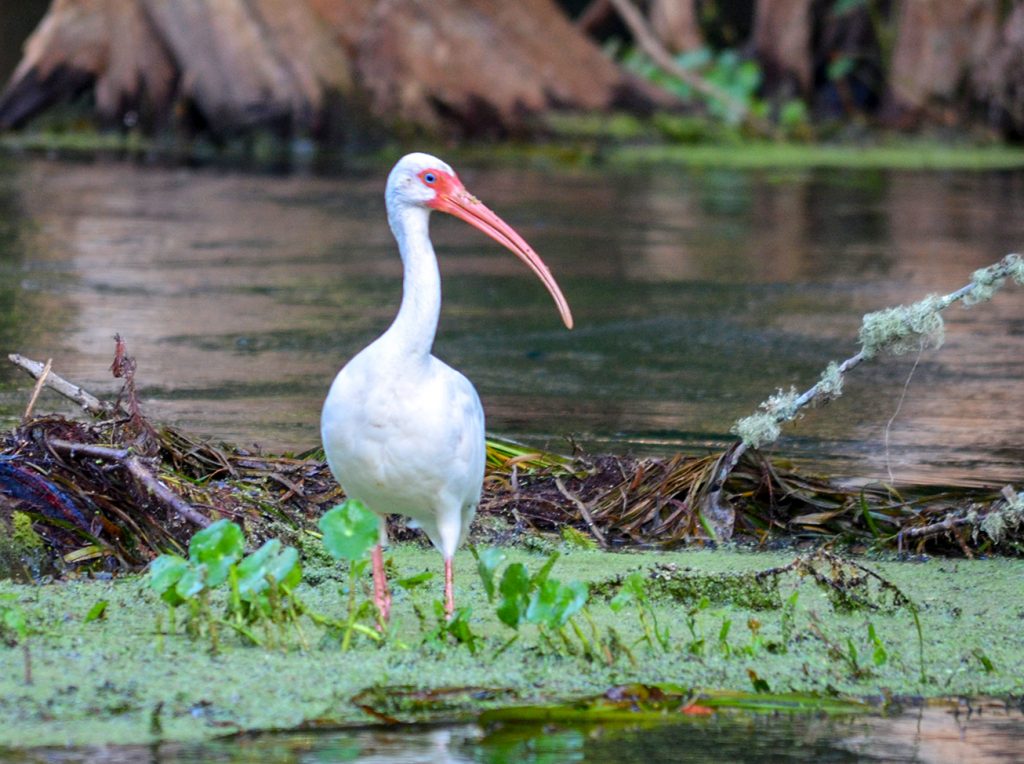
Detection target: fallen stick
<box><xmin>21</xmin><ymin>357</ymin><xmax>51</xmax><ymax>421</ymax></box>
<box><xmin>48</xmin><ymin>438</ymin><xmax>210</xmax><ymax>529</ymax></box>
<box><xmin>8</xmin><ymin>354</ymin><xmax>114</xmax><ymax>416</ymax></box>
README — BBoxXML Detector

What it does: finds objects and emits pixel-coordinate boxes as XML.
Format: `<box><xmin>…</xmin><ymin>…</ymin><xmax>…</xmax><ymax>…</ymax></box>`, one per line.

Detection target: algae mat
<box><xmin>0</xmin><ymin>546</ymin><xmax>1021</xmax><ymax>748</ymax></box>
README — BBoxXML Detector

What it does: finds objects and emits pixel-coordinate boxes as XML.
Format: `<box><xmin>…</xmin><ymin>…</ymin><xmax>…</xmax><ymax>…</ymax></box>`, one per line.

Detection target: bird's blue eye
<box><xmin>424</xmin><ymin>173</ymin><xmax>436</xmax><ymax>184</ymax></box>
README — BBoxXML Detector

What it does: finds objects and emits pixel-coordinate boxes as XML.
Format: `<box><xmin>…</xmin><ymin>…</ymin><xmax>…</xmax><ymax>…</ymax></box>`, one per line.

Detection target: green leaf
<box><xmin>675</xmin><ymin>46</ymin><xmax>712</xmax><ymax>70</ymax></box>
<box><xmin>318</xmin><ymin>500</ymin><xmax>380</xmax><ymax>561</ymax></box>
<box><xmin>530</xmin><ymin>551</ymin><xmax>560</xmax><ymax>588</ymax></box>
<box><xmin>472</xmin><ymin>547</ymin><xmax>506</xmax><ymax>602</ymax></box>
<box><xmin>735</xmin><ymin>61</ymin><xmax>762</xmax><ymax>95</ymax></box>
<box><xmin>972</xmin><ymin>648</ymin><xmax>995</xmax><ymax>673</ymax></box>
<box><xmin>780</xmin><ymin>99</ymin><xmax>809</xmax><ymax>130</ymax></box>
<box><xmin>187</xmin><ymin>520</ymin><xmax>244</xmax><ymax>587</ymax></box>
<box><xmin>148</xmin><ymin>554</ymin><xmax>189</xmax><ymax>595</ymax></box>
<box><xmin>609</xmin><ymin>587</ymin><xmax>634</xmax><ymax>613</ymax></box>
<box><xmin>868</xmin><ymin>623</ymin><xmax>888</xmax><ymax>666</ymax></box>
<box><xmin>560</xmin><ymin>526</ymin><xmax>597</xmax><ymax>549</ymax></box>
<box><xmin>496</xmin><ymin>563</ymin><xmax>531</xmax><ymax>629</ymax></box>
<box><xmin>84</xmin><ymin>600</ymin><xmax>108</xmax><ymax>623</ymax></box>
<box><xmin>175</xmin><ymin>564</ymin><xmax>207</xmax><ymax>600</ymax></box>
<box><xmin>444</xmin><ymin>606</ymin><xmax>479</xmax><ymax>654</ymax></box>
<box><xmin>236</xmin><ymin>539</ymin><xmax>300</xmax><ymax>598</ymax></box>
<box><xmin>527</xmin><ymin>579</ymin><xmax>589</xmax><ymax>628</ymax></box>
<box><xmin>2</xmin><ymin>607</ymin><xmax>27</xmax><ymax>640</ymax></box>
<box><xmin>394</xmin><ymin>571</ymin><xmax>434</xmax><ymax>590</ymax></box>
<box><xmin>610</xmin><ymin>572</ymin><xmax>646</xmax><ymax>612</ymax></box>
<box><xmin>827</xmin><ymin>56</ymin><xmax>856</xmax><ymax>82</ymax></box>
<box><xmin>268</xmin><ymin>547</ymin><xmax>301</xmax><ymax>590</ymax></box>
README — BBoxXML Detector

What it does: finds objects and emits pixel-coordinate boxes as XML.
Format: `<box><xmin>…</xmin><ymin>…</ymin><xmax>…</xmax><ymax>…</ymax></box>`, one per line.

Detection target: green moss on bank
<box><xmin>0</xmin><ymin>511</ymin><xmax>50</xmax><ymax>581</ymax></box>
<box><xmin>7</xmin><ymin>123</ymin><xmax>1024</xmax><ymax>172</ymax></box>
<box><xmin>0</xmin><ymin>545</ymin><xmax>1021</xmax><ymax>748</ymax></box>
<box><xmin>605</xmin><ymin>142</ymin><xmax>1024</xmax><ymax>170</ymax></box>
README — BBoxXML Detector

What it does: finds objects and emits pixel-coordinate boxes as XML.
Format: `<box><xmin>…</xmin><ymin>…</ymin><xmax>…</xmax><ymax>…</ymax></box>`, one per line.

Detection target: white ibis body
<box><xmin>321</xmin><ymin>153</ymin><xmax>573</xmax><ymax>619</ymax></box>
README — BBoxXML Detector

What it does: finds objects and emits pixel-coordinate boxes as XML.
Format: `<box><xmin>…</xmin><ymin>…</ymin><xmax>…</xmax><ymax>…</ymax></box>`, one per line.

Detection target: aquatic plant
<box><xmin>609</xmin><ymin>571</ymin><xmax>670</xmax><ymax>652</ymax></box>
<box><xmin>317</xmin><ymin>500</ymin><xmax>385</xmax><ymax>649</ymax></box>
<box><xmin>474</xmin><ymin>547</ymin><xmax>607</xmax><ymax>662</ymax></box>
<box><xmin>148</xmin><ymin>519</ymin><xmax>306</xmax><ymax>649</ymax></box>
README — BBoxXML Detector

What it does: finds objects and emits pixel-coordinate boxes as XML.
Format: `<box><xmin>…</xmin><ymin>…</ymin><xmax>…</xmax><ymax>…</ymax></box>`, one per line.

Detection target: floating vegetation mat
<box><xmin>1</xmin><ymin>346</ymin><xmax>1021</xmax><ymax>579</ymax></box>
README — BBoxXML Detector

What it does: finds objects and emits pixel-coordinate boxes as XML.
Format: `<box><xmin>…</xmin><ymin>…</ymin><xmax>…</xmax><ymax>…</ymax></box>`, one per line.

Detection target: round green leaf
<box><xmin>175</xmin><ymin>564</ymin><xmax>207</xmax><ymax>600</ymax></box>
<box><xmin>236</xmin><ymin>540</ymin><xmax>301</xmax><ymax>598</ymax></box>
<box><xmin>527</xmin><ymin>579</ymin><xmax>589</xmax><ymax>628</ymax></box>
<box><xmin>496</xmin><ymin>563</ymin><xmax>530</xmax><ymax>629</ymax></box>
<box><xmin>474</xmin><ymin>547</ymin><xmax>506</xmax><ymax>602</ymax></box>
<box><xmin>187</xmin><ymin>520</ymin><xmax>244</xmax><ymax>587</ymax></box>
<box><xmin>148</xmin><ymin>554</ymin><xmax>189</xmax><ymax>595</ymax></box>
<box><xmin>318</xmin><ymin>500</ymin><xmax>380</xmax><ymax>561</ymax></box>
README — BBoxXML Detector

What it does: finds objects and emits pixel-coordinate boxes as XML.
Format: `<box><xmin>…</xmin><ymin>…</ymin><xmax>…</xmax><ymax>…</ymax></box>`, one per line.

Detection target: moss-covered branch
<box><xmin>702</xmin><ymin>254</ymin><xmax>1024</xmax><ymax>525</ymax></box>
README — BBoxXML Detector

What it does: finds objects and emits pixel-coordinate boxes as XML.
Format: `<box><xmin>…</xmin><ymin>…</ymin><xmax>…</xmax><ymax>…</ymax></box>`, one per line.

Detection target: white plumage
<box><xmin>321</xmin><ymin>153</ymin><xmax>572</xmax><ymax>619</ymax></box>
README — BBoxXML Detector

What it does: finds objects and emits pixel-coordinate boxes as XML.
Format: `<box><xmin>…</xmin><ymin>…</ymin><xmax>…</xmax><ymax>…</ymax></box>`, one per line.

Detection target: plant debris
<box><xmin>1</xmin><ymin>344</ymin><xmax>1021</xmax><ymax>579</ymax></box>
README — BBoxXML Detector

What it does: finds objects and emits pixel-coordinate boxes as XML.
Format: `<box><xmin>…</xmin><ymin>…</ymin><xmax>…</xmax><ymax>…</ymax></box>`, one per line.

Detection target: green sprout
<box><xmin>476</xmin><ymin>549</ymin><xmax>608</xmax><ymax>662</ymax></box>
<box><xmin>318</xmin><ymin>500</ymin><xmax>384</xmax><ymax>650</ymax></box>
<box><xmin>610</xmin><ymin>572</ymin><xmax>670</xmax><ymax>652</ymax></box>
<box><xmin>148</xmin><ymin>519</ymin><xmax>307</xmax><ymax>649</ymax></box>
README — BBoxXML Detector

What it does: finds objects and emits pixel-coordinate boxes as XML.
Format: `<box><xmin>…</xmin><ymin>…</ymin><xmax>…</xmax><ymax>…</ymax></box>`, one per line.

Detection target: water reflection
<box><xmin>4</xmin><ymin>703</ymin><xmax>1022</xmax><ymax>762</ymax></box>
<box><xmin>0</xmin><ymin>158</ymin><xmax>1022</xmax><ymax>486</ymax></box>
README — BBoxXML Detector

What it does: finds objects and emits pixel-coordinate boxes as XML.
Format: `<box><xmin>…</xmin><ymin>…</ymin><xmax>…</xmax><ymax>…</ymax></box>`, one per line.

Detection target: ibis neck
<box><xmin>384</xmin><ymin>205</ymin><xmax>441</xmax><ymax>360</ymax></box>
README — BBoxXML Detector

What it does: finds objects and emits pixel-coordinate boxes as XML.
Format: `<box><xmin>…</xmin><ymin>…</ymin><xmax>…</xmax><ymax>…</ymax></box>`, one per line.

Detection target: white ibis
<box><xmin>321</xmin><ymin>153</ymin><xmax>573</xmax><ymax>620</ymax></box>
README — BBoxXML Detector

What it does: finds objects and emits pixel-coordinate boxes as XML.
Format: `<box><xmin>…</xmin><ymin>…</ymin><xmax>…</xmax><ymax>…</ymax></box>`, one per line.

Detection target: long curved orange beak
<box><xmin>428</xmin><ymin>175</ymin><xmax>573</xmax><ymax>330</ymax></box>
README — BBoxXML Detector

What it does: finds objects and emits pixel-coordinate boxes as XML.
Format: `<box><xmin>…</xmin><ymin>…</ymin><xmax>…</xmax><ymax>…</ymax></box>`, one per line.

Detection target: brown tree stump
<box><xmin>649</xmin><ymin>0</ymin><xmax>703</xmax><ymax>54</ymax></box>
<box><xmin>0</xmin><ymin>0</ymin><xmax>665</xmax><ymax>139</ymax></box>
<box><xmin>886</xmin><ymin>0</ymin><xmax>999</xmax><ymax>121</ymax></box>
<box><xmin>752</xmin><ymin>0</ymin><xmax>813</xmax><ymax>97</ymax></box>
<box><xmin>970</xmin><ymin>4</ymin><xmax>1024</xmax><ymax>137</ymax></box>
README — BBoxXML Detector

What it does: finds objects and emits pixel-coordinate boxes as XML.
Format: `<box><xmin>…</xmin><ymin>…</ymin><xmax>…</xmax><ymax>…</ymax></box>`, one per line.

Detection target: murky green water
<box><xmin>5</xmin><ymin>703</ymin><xmax>1022</xmax><ymax>763</ymax></box>
<box><xmin>1</xmin><ymin>157</ymin><xmax>1023</xmax><ymax>487</ymax></box>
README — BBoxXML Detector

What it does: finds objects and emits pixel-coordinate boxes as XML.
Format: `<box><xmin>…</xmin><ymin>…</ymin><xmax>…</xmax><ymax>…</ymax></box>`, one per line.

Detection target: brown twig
<box><xmin>8</xmin><ymin>354</ymin><xmax>113</xmax><ymax>416</ymax></box>
<box><xmin>47</xmin><ymin>438</ymin><xmax>210</xmax><ymax>529</ymax></box>
<box><xmin>22</xmin><ymin>358</ymin><xmax>52</xmax><ymax>422</ymax></box>
<box><xmin>897</xmin><ymin>513</ymin><xmax>972</xmax><ymax>553</ymax></box>
<box><xmin>555</xmin><ymin>476</ymin><xmax>609</xmax><ymax>548</ymax></box>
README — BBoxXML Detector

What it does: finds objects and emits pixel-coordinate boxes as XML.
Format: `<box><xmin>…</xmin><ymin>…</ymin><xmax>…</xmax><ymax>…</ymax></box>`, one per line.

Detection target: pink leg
<box><xmin>371</xmin><ymin>544</ymin><xmax>391</xmax><ymax>623</ymax></box>
<box><xmin>444</xmin><ymin>557</ymin><xmax>455</xmax><ymax>620</ymax></box>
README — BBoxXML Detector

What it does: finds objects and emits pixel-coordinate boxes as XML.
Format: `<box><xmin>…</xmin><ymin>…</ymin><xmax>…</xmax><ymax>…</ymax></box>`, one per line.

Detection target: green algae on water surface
<box><xmin>0</xmin><ymin>546</ymin><xmax>1022</xmax><ymax>748</ymax></box>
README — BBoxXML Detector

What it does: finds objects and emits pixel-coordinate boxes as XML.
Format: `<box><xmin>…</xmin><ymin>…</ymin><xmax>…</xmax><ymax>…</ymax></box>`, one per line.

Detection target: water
<box><xmin>5</xmin><ymin>702</ymin><xmax>1023</xmax><ymax>762</ymax></box>
<box><xmin>1</xmin><ymin>157</ymin><xmax>1023</xmax><ymax>487</ymax></box>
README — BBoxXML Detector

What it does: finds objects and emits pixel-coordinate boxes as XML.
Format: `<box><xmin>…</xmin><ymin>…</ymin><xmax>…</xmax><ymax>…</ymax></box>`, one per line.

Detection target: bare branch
<box><xmin>606</xmin><ymin>0</ymin><xmax>760</xmax><ymax>126</ymax></box>
<box><xmin>22</xmin><ymin>358</ymin><xmax>52</xmax><ymax>421</ymax></box>
<box><xmin>707</xmin><ymin>253</ymin><xmax>1024</xmax><ymax>524</ymax></box>
<box><xmin>8</xmin><ymin>354</ymin><xmax>113</xmax><ymax>416</ymax></box>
